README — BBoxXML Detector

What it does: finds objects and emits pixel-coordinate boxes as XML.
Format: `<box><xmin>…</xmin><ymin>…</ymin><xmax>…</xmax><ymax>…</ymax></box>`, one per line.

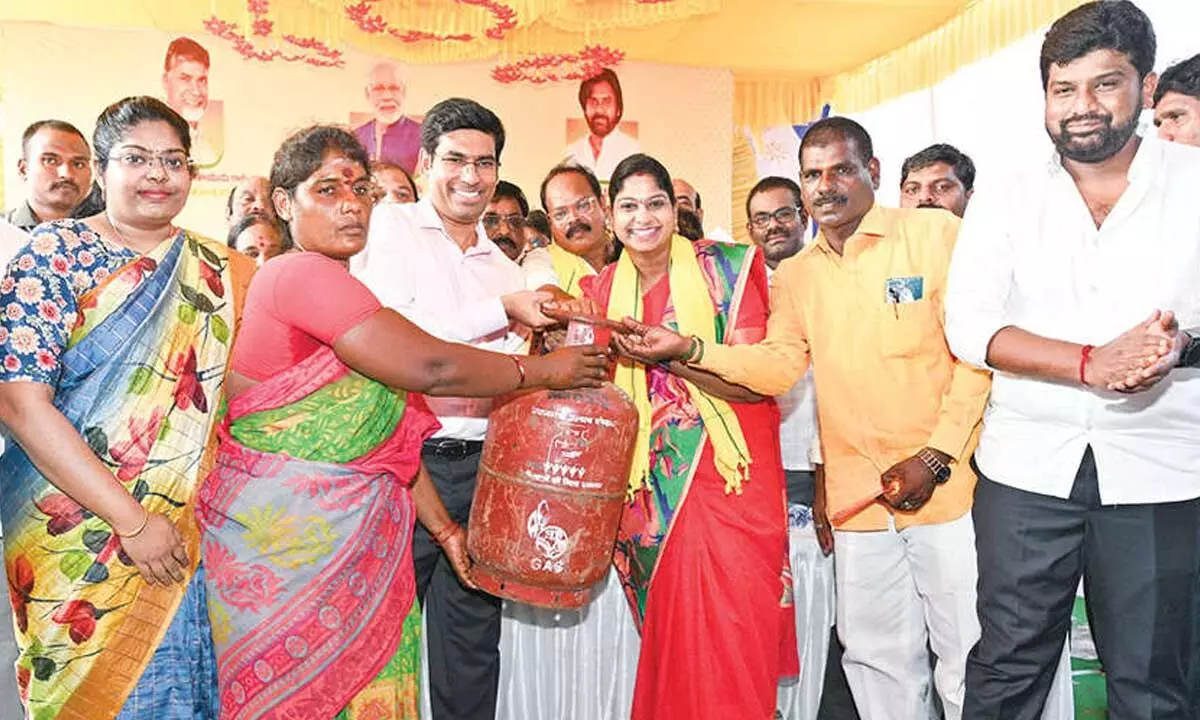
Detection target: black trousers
<box><xmin>414</xmin><ymin>448</ymin><xmax>503</xmax><ymax>720</ymax></box>
<box><xmin>965</xmin><ymin>447</ymin><xmax>1200</xmax><ymax>720</ymax></box>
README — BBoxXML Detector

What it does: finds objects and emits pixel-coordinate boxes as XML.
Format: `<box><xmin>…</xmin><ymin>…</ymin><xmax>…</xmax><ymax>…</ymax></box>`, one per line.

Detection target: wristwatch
<box><xmin>917</xmin><ymin>448</ymin><xmax>953</xmax><ymax>485</ymax></box>
<box><xmin>1180</xmin><ymin>329</ymin><xmax>1200</xmax><ymax>369</ymax></box>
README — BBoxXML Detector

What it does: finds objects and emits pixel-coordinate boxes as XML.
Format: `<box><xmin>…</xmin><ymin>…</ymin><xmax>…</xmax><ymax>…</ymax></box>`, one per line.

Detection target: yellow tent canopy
<box><xmin>0</xmin><ymin>0</ymin><xmax>1084</xmax><ymax>125</ymax></box>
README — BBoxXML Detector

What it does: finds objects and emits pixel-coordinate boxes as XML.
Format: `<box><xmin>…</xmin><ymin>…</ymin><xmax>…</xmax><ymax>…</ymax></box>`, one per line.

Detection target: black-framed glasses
<box><xmin>481</xmin><ymin>213</ymin><xmax>526</xmax><ymax>230</ymax></box>
<box><xmin>749</xmin><ymin>206</ymin><xmax>800</xmax><ymax>229</ymax></box>
<box><xmin>435</xmin><ymin>152</ymin><xmax>499</xmax><ymax>177</ymax></box>
<box><xmin>549</xmin><ymin>196</ymin><xmax>599</xmax><ymax>225</ymax></box>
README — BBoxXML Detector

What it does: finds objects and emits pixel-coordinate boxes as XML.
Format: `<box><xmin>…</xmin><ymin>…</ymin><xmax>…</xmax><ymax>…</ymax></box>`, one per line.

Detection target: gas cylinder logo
<box><xmin>527</xmin><ymin>500</ymin><xmax>568</xmax><ymax>573</ymax></box>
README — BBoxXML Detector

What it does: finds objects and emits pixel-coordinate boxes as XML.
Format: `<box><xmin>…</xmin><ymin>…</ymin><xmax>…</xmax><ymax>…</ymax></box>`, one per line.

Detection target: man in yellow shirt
<box><xmin>620</xmin><ymin>117</ymin><xmax>988</xmax><ymax>719</ymax></box>
<box><xmin>538</xmin><ymin>163</ymin><xmax>612</xmax><ymax>297</ymax></box>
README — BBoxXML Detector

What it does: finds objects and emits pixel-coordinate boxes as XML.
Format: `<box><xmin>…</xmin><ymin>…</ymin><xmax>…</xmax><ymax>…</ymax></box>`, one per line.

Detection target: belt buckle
<box><xmin>428</xmin><ymin>438</ymin><xmax>469</xmax><ymax>459</ymax></box>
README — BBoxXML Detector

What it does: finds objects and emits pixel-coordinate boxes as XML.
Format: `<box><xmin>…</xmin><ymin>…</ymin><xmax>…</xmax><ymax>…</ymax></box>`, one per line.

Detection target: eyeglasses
<box><xmin>435</xmin><ymin>152</ymin><xmax>499</xmax><ymax>177</ymax></box>
<box><xmin>111</xmin><ymin>151</ymin><xmax>193</xmax><ymax>175</ymax></box>
<box><xmin>749</xmin><ymin>206</ymin><xmax>800</xmax><ymax>229</ymax></box>
<box><xmin>549</xmin><ymin>196</ymin><xmax>599</xmax><ymax>225</ymax></box>
<box><xmin>613</xmin><ymin>196</ymin><xmax>672</xmax><ymax>215</ymax></box>
<box><xmin>482</xmin><ymin>213</ymin><xmax>526</xmax><ymax>230</ymax></box>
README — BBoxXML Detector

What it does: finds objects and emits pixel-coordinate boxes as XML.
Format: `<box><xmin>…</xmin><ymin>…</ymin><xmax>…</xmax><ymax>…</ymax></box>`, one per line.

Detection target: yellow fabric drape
<box><xmin>827</xmin><ymin>0</ymin><xmax>1089</xmax><ymax>113</ymax></box>
<box><xmin>731</xmin><ymin>0</ymin><xmax>1089</xmax><ymax>132</ymax></box>
<box><xmin>730</xmin><ymin>130</ymin><xmax>757</xmax><ymax>246</ymax></box>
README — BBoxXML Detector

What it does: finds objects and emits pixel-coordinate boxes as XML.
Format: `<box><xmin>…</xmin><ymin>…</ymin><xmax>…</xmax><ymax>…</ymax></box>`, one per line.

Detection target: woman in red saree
<box><xmin>558</xmin><ymin>154</ymin><xmax>797</xmax><ymax>719</ymax></box>
<box><xmin>196</xmin><ymin>126</ymin><xmax>609</xmax><ymax>719</ymax></box>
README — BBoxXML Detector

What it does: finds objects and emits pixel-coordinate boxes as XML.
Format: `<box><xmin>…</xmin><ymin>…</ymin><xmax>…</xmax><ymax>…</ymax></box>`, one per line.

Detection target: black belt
<box><xmin>422</xmin><ymin>438</ymin><xmax>484</xmax><ymax>460</ymax></box>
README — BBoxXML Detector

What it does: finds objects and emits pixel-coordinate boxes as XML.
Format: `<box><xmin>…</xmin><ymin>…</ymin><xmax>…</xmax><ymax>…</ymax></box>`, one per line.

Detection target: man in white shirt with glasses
<box><xmin>354</xmin><ymin>97</ymin><xmax>564</xmax><ymax>720</ymax></box>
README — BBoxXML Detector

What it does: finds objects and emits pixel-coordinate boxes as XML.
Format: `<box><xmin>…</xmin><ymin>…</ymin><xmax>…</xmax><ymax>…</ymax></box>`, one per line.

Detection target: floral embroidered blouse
<box><xmin>0</xmin><ymin>220</ymin><xmax>138</xmax><ymax>386</ymax></box>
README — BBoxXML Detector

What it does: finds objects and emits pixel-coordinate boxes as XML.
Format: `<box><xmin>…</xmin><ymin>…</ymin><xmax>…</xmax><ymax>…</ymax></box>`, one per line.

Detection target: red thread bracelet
<box><xmin>1079</xmin><ymin>344</ymin><xmax>1094</xmax><ymax>385</ymax></box>
<box><xmin>433</xmin><ymin>521</ymin><xmax>461</xmax><ymax>547</ymax></box>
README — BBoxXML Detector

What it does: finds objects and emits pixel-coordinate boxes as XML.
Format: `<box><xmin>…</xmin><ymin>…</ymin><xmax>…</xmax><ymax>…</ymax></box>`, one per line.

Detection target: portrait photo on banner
<box><xmin>349</xmin><ymin>59</ymin><xmax>425</xmax><ymax>176</ymax></box>
<box><xmin>162</xmin><ymin>36</ymin><xmax>225</xmax><ymax>169</ymax></box>
<box><xmin>564</xmin><ymin>68</ymin><xmax>639</xmax><ymax>182</ymax></box>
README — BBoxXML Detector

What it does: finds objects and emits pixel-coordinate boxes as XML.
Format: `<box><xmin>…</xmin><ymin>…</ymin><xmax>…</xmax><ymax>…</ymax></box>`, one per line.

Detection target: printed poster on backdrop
<box><xmin>0</xmin><ymin>22</ymin><xmax>734</xmax><ymax>241</ymax></box>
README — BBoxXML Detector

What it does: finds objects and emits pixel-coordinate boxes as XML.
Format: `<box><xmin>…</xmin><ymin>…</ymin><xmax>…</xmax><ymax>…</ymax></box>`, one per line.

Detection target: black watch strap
<box><xmin>1180</xmin><ymin>329</ymin><xmax>1200</xmax><ymax>369</ymax></box>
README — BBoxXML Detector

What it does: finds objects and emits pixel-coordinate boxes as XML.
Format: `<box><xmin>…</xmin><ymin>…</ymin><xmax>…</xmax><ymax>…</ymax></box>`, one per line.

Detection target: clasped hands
<box><xmin>1087</xmin><ymin>310</ymin><xmax>1185</xmax><ymax>393</ymax></box>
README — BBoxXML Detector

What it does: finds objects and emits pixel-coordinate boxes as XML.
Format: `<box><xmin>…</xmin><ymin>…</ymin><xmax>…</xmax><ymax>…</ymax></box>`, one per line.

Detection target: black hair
<box><xmin>93</xmin><ymin>96</ymin><xmax>191</xmax><ymax>172</ymax></box>
<box><xmin>745</xmin><ymin>176</ymin><xmax>803</xmax><ymax>220</ymax></box>
<box><xmin>269</xmin><ymin>125</ymin><xmax>370</xmax><ymax>197</ymax></box>
<box><xmin>693</xmin><ymin>191</ymin><xmax>702</xmax><ymax>210</ymax></box>
<box><xmin>608</xmin><ymin>153</ymin><xmax>675</xmax><ymax>207</ymax></box>
<box><xmin>578</xmin><ymin>68</ymin><xmax>624</xmax><ymax>118</ymax></box>
<box><xmin>371</xmin><ymin>161</ymin><xmax>419</xmax><ymax>201</ymax></box>
<box><xmin>799</xmin><ymin>117</ymin><xmax>874</xmax><ymax>167</ymax></box>
<box><xmin>227</xmin><ymin>213</ymin><xmax>284</xmax><ymax>249</ymax></box>
<box><xmin>526</xmin><ymin>209</ymin><xmax>551</xmax><ymax>238</ymax></box>
<box><xmin>419</xmin><ymin>98</ymin><xmax>505</xmax><ymax>161</ymax></box>
<box><xmin>1040</xmin><ymin>0</ymin><xmax>1155</xmax><ymax>90</ymax></box>
<box><xmin>1155</xmin><ymin>53</ymin><xmax>1200</xmax><ymax>105</ymax></box>
<box><xmin>539</xmin><ymin>163</ymin><xmax>603</xmax><ymax>212</ymax></box>
<box><xmin>491</xmin><ymin>180</ymin><xmax>529</xmax><ymax>216</ymax></box>
<box><xmin>21</xmin><ymin>120</ymin><xmax>89</xmax><ymax>157</ymax></box>
<box><xmin>900</xmin><ymin>143</ymin><xmax>976</xmax><ymax>193</ymax></box>
<box><xmin>165</xmin><ymin>37</ymin><xmax>210</xmax><ymax>71</ymax></box>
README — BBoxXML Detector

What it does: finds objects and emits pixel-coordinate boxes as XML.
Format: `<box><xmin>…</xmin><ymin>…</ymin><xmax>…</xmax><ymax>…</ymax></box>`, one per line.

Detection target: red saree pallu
<box><xmin>583</xmin><ymin>237</ymin><xmax>798</xmax><ymax>720</ymax></box>
<box><xmin>196</xmin><ymin>346</ymin><xmax>438</xmax><ymax>719</ymax></box>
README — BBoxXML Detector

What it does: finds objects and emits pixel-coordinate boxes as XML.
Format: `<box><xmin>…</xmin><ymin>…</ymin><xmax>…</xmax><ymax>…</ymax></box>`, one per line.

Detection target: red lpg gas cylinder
<box><xmin>468</xmin><ymin>317</ymin><xmax>638</xmax><ymax>609</ymax></box>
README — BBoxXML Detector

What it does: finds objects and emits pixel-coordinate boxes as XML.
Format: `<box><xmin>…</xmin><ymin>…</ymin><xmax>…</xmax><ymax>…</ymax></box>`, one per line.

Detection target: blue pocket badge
<box><xmin>885</xmin><ymin>276</ymin><xmax>924</xmax><ymax>304</ymax></box>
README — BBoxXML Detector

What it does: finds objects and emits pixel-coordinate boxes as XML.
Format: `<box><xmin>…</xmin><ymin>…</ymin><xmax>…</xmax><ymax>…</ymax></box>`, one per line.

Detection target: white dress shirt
<box><xmin>945</xmin><ymin>136</ymin><xmax>1200</xmax><ymax>504</ymax></box>
<box><xmin>564</xmin><ymin>129</ymin><xmax>641</xmax><ymax>181</ymax></box>
<box><xmin>354</xmin><ymin>198</ymin><xmax>535</xmax><ymax>441</ymax></box>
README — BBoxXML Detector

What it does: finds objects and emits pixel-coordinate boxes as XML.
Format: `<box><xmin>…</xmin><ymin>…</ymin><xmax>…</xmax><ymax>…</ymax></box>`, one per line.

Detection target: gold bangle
<box><xmin>115</xmin><ymin>506</ymin><xmax>150</xmax><ymax>539</ymax></box>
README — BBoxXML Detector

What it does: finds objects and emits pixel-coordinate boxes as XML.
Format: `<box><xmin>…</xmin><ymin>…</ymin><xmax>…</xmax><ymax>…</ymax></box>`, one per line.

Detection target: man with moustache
<box><xmin>540</xmin><ymin>163</ymin><xmax>612</xmax><ymax>297</ymax></box>
<box><xmin>673</xmin><ymin>177</ymin><xmax>706</xmax><ymax>240</ymax></box>
<box><xmin>354</xmin><ymin>98</ymin><xmax>572</xmax><ymax>720</ymax></box>
<box><xmin>744</xmin><ymin>176</ymin><xmax>858</xmax><ymax>720</ymax></box>
<box><xmin>615</xmin><ymin>117</ymin><xmax>995</xmax><ymax>719</ymax></box>
<box><xmin>162</xmin><ymin>37</ymin><xmax>221</xmax><ymax>166</ymax></box>
<box><xmin>483</xmin><ymin>180</ymin><xmax>531</xmax><ymax>262</ymax></box>
<box><xmin>5</xmin><ymin>120</ymin><xmax>92</xmax><ymax>232</ymax></box>
<box><xmin>355</xmin><ymin>60</ymin><xmax>422</xmax><ymax>174</ymax></box>
<box><xmin>1154</xmin><ymin>53</ymin><xmax>1200</xmax><ymax>147</ymax></box>
<box><xmin>564</xmin><ymin>69</ymin><xmax>640</xmax><ymax>181</ymax></box>
<box><xmin>946</xmin><ymin>3</ymin><xmax>1200</xmax><ymax>716</ymax></box>
<box><xmin>899</xmin><ymin>144</ymin><xmax>975</xmax><ymax>217</ymax></box>
<box><xmin>225</xmin><ymin>175</ymin><xmax>276</xmax><ymax>227</ymax></box>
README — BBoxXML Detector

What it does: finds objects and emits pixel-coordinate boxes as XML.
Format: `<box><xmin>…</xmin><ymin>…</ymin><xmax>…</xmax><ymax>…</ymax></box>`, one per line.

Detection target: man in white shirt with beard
<box><xmin>946</xmin><ymin>2</ymin><xmax>1200</xmax><ymax>716</ymax></box>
